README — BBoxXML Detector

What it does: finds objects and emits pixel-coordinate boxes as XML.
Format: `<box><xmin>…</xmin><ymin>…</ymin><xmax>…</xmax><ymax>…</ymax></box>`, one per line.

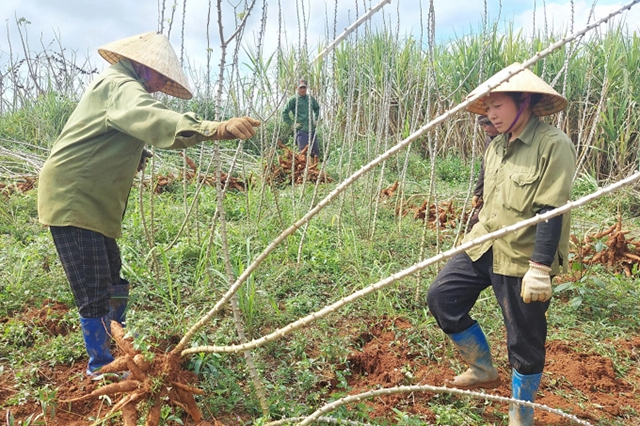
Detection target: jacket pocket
<box><xmin>505</xmin><ymin>171</ymin><xmax>540</xmax><ymax>213</ymax></box>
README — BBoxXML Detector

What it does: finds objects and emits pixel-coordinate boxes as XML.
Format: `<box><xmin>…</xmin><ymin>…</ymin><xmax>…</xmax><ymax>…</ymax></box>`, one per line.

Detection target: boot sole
<box><xmin>444</xmin><ymin>377</ymin><xmax>502</xmax><ymax>390</ymax></box>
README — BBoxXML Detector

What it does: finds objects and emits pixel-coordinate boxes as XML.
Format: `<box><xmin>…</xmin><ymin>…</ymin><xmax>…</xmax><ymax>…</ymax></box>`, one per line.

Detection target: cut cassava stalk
<box><xmin>211</xmin><ymin>136</ymin><xmax>270</xmax><ymax>415</ymax></box>
<box><xmin>182</xmin><ymin>170</ymin><xmax>640</xmax><ymax>356</ymax></box>
<box><xmin>175</xmin><ymin>2</ymin><xmax>640</xmax><ymax>356</ymax></box>
<box><xmin>297</xmin><ymin>384</ymin><xmax>593</xmax><ymax>426</ymax></box>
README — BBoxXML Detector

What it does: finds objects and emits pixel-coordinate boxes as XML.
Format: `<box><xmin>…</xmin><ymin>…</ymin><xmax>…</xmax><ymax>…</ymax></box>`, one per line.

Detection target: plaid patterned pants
<box><xmin>50</xmin><ymin>226</ymin><xmax>122</xmax><ymax>318</ymax></box>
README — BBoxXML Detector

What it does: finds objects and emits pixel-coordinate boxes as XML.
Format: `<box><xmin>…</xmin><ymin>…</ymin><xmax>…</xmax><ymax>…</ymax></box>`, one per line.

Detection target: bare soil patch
<box><xmin>2</xmin><ymin>315</ymin><xmax>638</xmax><ymax>425</ymax></box>
<box><xmin>331</xmin><ymin>317</ymin><xmax>640</xmax><ymax>425</ymax></box>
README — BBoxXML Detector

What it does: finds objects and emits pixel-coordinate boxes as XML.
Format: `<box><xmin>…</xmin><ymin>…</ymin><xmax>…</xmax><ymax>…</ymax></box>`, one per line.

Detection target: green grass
<box><xmin>1</xmin><ymin>159</ymin><xmax>639</xmax><ymax>424</ymax></box>
<box><xmin>1</xmin><ymin>17</ymin><xmax>640</xmax><ymax>424</ymax></box>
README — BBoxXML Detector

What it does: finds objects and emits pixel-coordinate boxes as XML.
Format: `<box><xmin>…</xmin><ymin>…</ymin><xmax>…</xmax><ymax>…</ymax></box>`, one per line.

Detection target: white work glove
<box><xmin>521</xmin><ymin>261</ymin><xmax>552</xmax><ymax>303</ymax></box>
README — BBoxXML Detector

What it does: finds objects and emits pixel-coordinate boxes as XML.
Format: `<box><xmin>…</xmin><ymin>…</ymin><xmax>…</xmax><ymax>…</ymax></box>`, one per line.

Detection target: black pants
<box><xmin>427</xmin><ymin>249</ymin><xmax>549</xmax><ymax>374</ymax></box>
<box><xmin>50</xmin><ymin>226</ymin><xmax>122</xmax><ymax>318</ymax></box>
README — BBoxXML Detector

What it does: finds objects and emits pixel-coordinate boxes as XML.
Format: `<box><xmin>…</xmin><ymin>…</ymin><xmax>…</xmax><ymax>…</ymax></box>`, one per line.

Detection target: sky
<box><xmin>1</xmin><ymin>0</ymin><xmax>639</xmax><ymax>78</ymax></box>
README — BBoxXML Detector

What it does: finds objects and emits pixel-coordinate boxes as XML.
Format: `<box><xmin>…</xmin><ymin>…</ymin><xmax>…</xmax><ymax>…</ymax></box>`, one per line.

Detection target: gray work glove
<box><xmin>521</xmin><ymin>261</ymin><xmax>552</xmax><ymax>303</ymax></box>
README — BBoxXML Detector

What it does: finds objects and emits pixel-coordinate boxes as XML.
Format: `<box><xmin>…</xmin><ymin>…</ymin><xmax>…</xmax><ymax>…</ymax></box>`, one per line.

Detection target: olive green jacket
<box><xmin>38</xmin><ymin>59</ymin><xmax>222</xmax><ymax>239</ymax></box>
<box><xmin>282</xmin><ymin>94</ymin><xmax>320</xmax><ymax>133</ymax></box>
<box><xmin>463</xmin><ymin>115</ymin><xmax>576</xmax><ymax>276</ymax></box>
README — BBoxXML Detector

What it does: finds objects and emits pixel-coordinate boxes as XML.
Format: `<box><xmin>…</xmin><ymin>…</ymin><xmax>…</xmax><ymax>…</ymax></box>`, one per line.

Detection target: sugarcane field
<box><xmin>1</xmin><ymin>0</ymin><xmax>640</xmax><ymax>425</ymax></box>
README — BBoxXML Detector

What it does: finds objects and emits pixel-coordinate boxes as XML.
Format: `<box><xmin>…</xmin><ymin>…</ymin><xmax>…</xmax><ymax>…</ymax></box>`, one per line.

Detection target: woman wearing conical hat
<box><xmin>37</xmin><ymin>32</ymin><xmax>260</xmax><ymax>379</ymax></box>
<box><xmin>427</xmin><ymin>63</ymin><xmax>576</xmax><ymax>426</ymax></box>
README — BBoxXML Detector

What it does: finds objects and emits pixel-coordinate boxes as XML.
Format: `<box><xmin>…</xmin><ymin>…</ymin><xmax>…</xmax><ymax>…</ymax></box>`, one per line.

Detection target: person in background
<box><xmin>282</xmin><ymin>79</ymin><xmax>321</xmax><ymax>157</ymax></box>
<box><xmin>37</xmin><ymin>31</ymin><xmax>260</xmax><ymax>378</ymax></box>
<box><xmin>468</xmin><ymin>115</ymin><xmax>499</xmax><ymax>230</ymax></box>
<box><xmin>427</xmin><ymin>63</ymin><xmax>575</xmax><ymax>426</ymax></box>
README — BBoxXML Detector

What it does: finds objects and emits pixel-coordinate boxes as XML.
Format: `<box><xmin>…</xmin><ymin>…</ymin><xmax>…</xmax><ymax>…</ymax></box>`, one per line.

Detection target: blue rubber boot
<box><xmin>447</xmin><ymin>322</ymin><xmax>501</xmax><ymax>389</ymax></box>
<box><xmin>509</xmin><ymin>369</ymin><xmax>542</xmax><ymax>426</ymax></box>
<box><xmin>79</xmin><ymin>315</ymin><xmax>115</xmax><ymax>378</ymax></box>
<box><xmin>109</xmin><ymin>278</ymin><xmax>130</xmax><ymax>326</ymax></box>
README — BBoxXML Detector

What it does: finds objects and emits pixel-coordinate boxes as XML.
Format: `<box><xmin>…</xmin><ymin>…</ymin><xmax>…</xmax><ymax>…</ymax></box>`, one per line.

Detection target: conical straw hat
<box><xmin>98</xmin><ymin>32</ymin><xmax>192</xmax><ymax>99</ymax></box>
<box><xmin>466</xmin><ymin>63</ymin><xmax>567</xmax><ymax>116</ymax></box>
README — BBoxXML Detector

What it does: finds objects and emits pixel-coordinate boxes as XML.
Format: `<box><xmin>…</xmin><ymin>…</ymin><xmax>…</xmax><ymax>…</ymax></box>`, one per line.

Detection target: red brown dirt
<box><xmin>340</xmin><ymin>317</ymin><xmax>450</xmax><ymax>422</ymax></box>
<box><xmin>0</xmin><ymin>302</ymin><xmax>212</xmax><ymax>425</ymax></box>
<box><xmin>3</xmin><ymin>309</ymin><xmax>639</xmax><ymax>425</ymax></box>
<box><xmin>535</xmin><ymin>339</ymin><xmax>640</xmax><ymax>425</ymax></box>
<box><xmin>23</xmin><ymin>299</ymin><xmax>73</xmax><ymax>336</ymax></box>
<box><xmin>0</xmin><ymin>300</ymin><xmax>109</xmax><ymax>425</ymax></box>
<box><xmin>3</xmin><ymin>362</ymin><xmax>105</xmax><ymax>426</ymax></box>
<box><xmin>330</xmin><ymin>318</ymin><xmax>640</xmax><ymax>425</ymax></box>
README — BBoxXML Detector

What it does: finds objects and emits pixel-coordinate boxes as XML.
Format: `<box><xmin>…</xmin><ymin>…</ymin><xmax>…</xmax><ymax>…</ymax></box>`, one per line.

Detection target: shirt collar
<box><xmin>512</xmin><ymin>114</ymin><xmax>541</xmax><ymax>146</ymax></box>
<box><xmin>112</xmin><ymin>58</ymin><xmax>144</xmax><ymax>83</ymax></box>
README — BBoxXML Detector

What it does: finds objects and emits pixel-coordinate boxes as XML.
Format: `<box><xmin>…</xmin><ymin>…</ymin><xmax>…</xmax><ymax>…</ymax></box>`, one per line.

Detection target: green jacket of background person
<box><xmin>282</xmin><ymin>81</ymin><xmax>320</xmax><ymax>133</ymax></box>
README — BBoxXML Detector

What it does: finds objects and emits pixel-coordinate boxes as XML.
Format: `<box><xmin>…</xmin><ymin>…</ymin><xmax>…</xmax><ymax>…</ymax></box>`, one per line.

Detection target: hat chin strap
<box><xmin>138</xmin><ymin>66</ymin><xmax>152</xmax><ymax>84</ymax></box>
<box><xmin>504</xmin><ymin>93</ymin><xmax>531</xmax><ymax>134</ymax></box>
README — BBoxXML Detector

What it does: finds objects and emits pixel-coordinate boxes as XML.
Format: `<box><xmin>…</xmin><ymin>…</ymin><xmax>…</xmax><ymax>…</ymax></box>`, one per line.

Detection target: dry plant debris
<box><xmin>379</xmin><ymin>181</ymin><xmax>399</xmax><ymax>198</ymax></box>
<box><xmin>153</xmin><ymin>153</ymin><xmax>247</xmax><ymax>194</ymax></box>
<box><xmin>396</xmin><ymin>199</ymin><xmax>466</xmax><ymax>230</ymax></box>
<box><xmin>571</xmin><ymin>214</ymin><xmax>640</xmax><ymax>276</ymax></box>
<box><xmin>0</xmin><ymin>176</ymin><xmax>36</xmax><ymax>196</ymax></box>
<box><xmin>59</xmin><ymin>321</ymin><xmax>205</xmax><ymax>426</ymax></box>
<box><xmin>264</xmin><ymin>142</ymin><xmax>332</xmax><ymax>186</ymax></box>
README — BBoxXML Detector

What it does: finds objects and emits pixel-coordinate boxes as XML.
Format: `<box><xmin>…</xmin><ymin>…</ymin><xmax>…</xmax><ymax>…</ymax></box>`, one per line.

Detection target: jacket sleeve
<box><xmin>532</xmin><ymin>135</ymin><xmax>576</xmax><ymax>210</ymax></box>
<box><xmin>106</xmin><ymin>80</ymin><xmax>221</xmax><ymax>149</ymax></box>
<box><xmin>531</xmin><ymin>206</ymin><xmax>563</xmax><ymax>266</ymax></box>
<box><xmin>473</xmin><ymin>161</ymin><xmax>485</xmax><ymax>197</ymax></box>
<box><xmin>282</xmin><ymin>98</ymin><xmax>293</xmax><ymax>126</ymax></box>
<box><xmin>473</xmin><ymin>136</ymin><xmax>492</xmax><ymax>197</ymax></box>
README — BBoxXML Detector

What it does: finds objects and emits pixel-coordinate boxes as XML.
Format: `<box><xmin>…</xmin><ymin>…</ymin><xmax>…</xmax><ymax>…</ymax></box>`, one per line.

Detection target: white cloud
<box><xmin>0</xmin><ymin>0</ymin><xmax>496</xmax><ymax>71</ymax></box>
<box><xmin>513</xmin><ymin>0</ymin><xmax>640</xmax><ymax>35</ymax></box>
<box><xmin>2</xmin><ymin>0</ymin><xmax>638</xmax><ymax>86</ymax></box>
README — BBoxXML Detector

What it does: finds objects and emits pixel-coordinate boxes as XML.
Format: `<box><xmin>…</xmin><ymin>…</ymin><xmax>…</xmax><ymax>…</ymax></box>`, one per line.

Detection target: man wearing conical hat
<box><xmin>427</xmin><ymin>63</ymin><xmax>576</xmax><ymax>425</ymax></box>
<box><xmin>37</xmin><ymin>32</ymin><xmax>260</xmax><ymax>379</ymax></box>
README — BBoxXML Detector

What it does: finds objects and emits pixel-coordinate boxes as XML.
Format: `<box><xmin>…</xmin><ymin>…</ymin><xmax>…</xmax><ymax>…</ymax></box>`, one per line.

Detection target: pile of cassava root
<box><xmin>264</xmin><ymin>143</ymin><xmax>332</xmax><ymax>186</ymax></box>
<box><xmin>571</xmin><ymin>214</ymin><xmax>640</xmax><ymax>276</ymax></box>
